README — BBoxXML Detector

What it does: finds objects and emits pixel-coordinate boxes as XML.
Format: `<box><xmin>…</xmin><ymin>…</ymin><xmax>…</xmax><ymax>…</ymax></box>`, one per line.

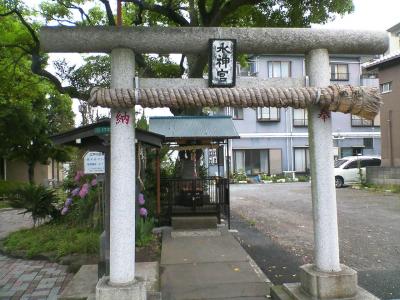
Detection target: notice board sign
<box><xmin>83</xmin><ymin>151</ymin><xmax>105</xmax><ymax>174</ymax></box>
<box><xmin>208</xmin><ymin>39</ymin><xmax>236</xmax><ymax>87</ymax></box>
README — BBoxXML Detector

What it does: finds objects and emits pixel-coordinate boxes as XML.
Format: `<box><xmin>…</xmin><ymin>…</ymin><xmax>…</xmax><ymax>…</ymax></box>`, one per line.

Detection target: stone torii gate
<box><xmin>40</xmin><ymin>27</ymin><xmax>387</xmax><ymax>300</ymax></box>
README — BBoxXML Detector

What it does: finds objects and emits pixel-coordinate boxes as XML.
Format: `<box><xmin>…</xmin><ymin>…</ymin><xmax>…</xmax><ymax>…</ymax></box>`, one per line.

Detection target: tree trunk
<box><xmin>28</xmin><ymin>162</ymin><xmax>35</xmax><ymax>184</ymax></box>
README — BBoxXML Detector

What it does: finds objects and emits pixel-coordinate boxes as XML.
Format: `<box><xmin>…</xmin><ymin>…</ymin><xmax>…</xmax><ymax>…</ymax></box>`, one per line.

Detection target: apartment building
<box><xmin>386</xmin><ymin>22</ymin><xmax>400</xmax><ymax>55</ymax></box>
<box><xmin>218</xmin><ymin>55</ymin><xmax>380</xmax><ymax>176</ymax></box>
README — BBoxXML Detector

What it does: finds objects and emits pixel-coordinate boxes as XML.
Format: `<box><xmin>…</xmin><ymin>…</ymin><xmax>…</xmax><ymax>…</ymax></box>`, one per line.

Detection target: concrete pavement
<box><xmin>160</xmin><ymin>227</ymin><xmax>271</xmax><ymax>299</ymax></box>
<box><xmin>231</xmin><ymin>183</ymin><xmax>400</xmax><ymax>300</ymax></box>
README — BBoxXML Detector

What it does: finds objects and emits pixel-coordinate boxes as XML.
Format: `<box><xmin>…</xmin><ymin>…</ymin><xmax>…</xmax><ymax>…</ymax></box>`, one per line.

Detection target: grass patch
<box><xmin>3</xmin><ymin>222</ymin><xmax>100</xmax><ymax>259</ymax></box>
<box><xmin>0</xmin><ymin>201</ymin><xmax>11</xmax><ymax>209</ymax></box>
<box><xmin>362</xmin><ymin>183</ymin><xmax>400</xmax><ymax>193</ymax></box>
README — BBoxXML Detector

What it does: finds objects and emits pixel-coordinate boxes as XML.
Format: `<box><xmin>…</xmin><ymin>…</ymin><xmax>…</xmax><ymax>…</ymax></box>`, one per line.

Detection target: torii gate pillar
<box><xmin>96</xmin><ymin>48</ymin><xmax>146</xmax><ymax>300</ymax></box>
<box><xmin>272</xmin><ymin>49</ymin><xmax>377</xmax><ymax>300</ymax></box>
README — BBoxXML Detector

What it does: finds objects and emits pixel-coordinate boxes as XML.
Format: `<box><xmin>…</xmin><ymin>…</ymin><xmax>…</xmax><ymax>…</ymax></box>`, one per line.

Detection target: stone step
<box><xmin>59</xmin><ymin>265</ymin><xmax>98</xmax><ymax>300</ymax></box>
<box><xmin>162</xmin><ymin>282</ymin><xmax>269</xmax><ymax>299</ymax></box>
<box><xmin>171</xmin><ymin>216</ymin><xmax>218</xmax><ymax>230</ymax></box>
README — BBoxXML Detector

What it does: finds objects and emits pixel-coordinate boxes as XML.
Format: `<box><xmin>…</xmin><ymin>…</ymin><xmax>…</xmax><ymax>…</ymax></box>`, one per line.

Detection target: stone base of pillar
<box><xmin>96</xmin><ymin>276</ymin><xmax>146</xmax><ymax>300</ymax></box>
<box><xmin>270</xmin><ymin>264</ymin><xmax>379</xmax><ymax>300</ymax></box>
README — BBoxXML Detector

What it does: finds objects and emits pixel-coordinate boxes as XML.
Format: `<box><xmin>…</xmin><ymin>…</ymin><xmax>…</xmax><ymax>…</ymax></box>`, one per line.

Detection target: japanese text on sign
<box><xmin>83</xmin><ymin>152</ymin><xmax>105</xmax><ymax>174</ymax></box>
<box><xmin>209</xmin><ymin>39</ymin><xmax>236</xmax><ymax>87</ymax></box>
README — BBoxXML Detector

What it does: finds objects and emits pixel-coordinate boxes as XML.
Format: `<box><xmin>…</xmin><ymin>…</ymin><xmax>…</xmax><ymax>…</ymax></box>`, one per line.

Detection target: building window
<box><xmin>293</xmin><ymin>109</ymin><xmax>308</xmax><ymax>127</ymax></box>
<box><xmin>237</xmin><ymin>61</ymin><xmax>257</xmax><ymax>77</ymax></box>
<box><xmin>233</xmin><ymin>149</ymin><xmax>269</xmax><ymax>175</ymax></box>
<box><xmin>257</xmin><ymin>107</ymin><xmax>280</xmax><ymax>121</ymax></box>
<box><xmin>380</xmin><ymin>82</ymin><xmax>392</xmax><ymax>93</ymax></box>
<box><xmin>294</xmin><ymin>148</ymin><xmax>310</xmax><ymax>173</ymax></box>
<box><xmin>330</xmin><ymin>63</ymin><xmax>349</xmax><ymax>81</ymax></box>
<box><xmin>268</xmin><ymin>61</ymin><xmax>291</xmax><ymax>78</ymax></box>
<box><xmin>226</xmin><ymin>107</ymin><xmax>243</xmax><ymax>120</ymax></box>
<box><xmin>341</xmin><ymin>147</ymin><xmax>363</xmax><ymax>157</ymax></box>
<box><xmin>364</xmin><ymin>138</ymin><xmax>373</xmax><ymax>149</ymax></box>
<box><xmin>351</xmin><ymin>115</ymin><xmax>374</xmax><ymax>127</ymax></box>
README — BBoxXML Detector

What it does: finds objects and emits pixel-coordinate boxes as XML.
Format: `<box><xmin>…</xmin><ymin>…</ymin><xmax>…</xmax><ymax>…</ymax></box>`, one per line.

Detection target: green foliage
<box><xmin>0</xmin><ymin>2</ymin><xmax>75</xmax><ymax>183</ymax></box>
<box><xmin>232</xmin><ymin>171</ymin><xmax>247</xmax><ymax>182</ymax></box>
<box><xmin>3</xmin><ymin>223</ymin><xmax>100</xmax><ymax>258</ymax></box>
<box><xmin>7</xmin><ymin>184</ymin><xmax>61</xmax><ymax>226</ymax></box>
<box><xmin>0</xmin><ymin>201</ymin><xmax>10</xmax><ymax>209</ymax></box>
<box><xmin>297</xmin><ymin>175</ymin><xmax>310</xmax><ymax>182</ymax></box>
<box><xmin>260</xmin><ymin>174</ymin><xmax>271</xmax><ymax>181</ymax></box>
<box><xmin>0</xmin><ymin>180</ymin><xmax>26</xmax><ymax>195</ymax></box>
<box><xmin>136</xmin><ymin>217</ymin><xmax>155</xmax><ymax>247</ymax></box>
<box><xmin>361</xmin><ymin>183</ymin><xmax>400</xmax><ymax>194</ymax></box>
<box><xmin>136</xmin><ymin>113</ymin><xmax>149</xmax><ymax>131</ymax></box>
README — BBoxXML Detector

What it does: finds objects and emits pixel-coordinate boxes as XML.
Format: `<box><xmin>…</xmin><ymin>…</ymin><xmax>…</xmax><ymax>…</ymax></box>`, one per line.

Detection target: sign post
<box><xmin>83</xmin><ymin>151</ymin><xmax>105</xmax><ymax>174</ymax></box>
<box><xmin>208</xmin><ymin>39</ymin><xmax>236</xmax><ymax>87</ymax></box>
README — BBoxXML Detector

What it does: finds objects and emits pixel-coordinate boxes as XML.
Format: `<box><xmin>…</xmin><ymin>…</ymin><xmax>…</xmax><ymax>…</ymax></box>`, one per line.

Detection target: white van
<box><xmin>334</xmin><ymin>156</ymin><xmax>381</xmax><ymax>188</ymax></box>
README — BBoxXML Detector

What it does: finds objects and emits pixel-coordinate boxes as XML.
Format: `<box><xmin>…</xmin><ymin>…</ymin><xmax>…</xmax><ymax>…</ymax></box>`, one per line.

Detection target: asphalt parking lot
<box><xmin>230</xmin><ymin>182</ymin><xmax>400</xmax><ymax>300</ymax></box>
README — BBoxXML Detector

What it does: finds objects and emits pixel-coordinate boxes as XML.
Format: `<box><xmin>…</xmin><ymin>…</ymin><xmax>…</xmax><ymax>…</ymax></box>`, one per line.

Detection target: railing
<box><xmin>160</xmin><ymin>177</ymin><xmax>230</xmax><ymax>226</ymax></box>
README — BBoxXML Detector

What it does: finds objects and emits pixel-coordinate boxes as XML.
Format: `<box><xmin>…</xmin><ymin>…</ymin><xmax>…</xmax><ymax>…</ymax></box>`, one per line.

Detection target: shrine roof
<box><xmin>149</xmin><ymin>116</ymin><xmax>240</xmax><ymax>141</ymax></box>
<box><xmin>51</xmin><ymin>118</ymin><xmax>164</xmax><ymax>148</ymax></box>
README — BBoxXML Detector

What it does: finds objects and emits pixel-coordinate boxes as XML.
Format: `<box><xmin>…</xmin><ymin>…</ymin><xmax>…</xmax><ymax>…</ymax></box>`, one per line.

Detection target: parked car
<box><xmin>334</xmin><ymin>156</ymin><xmax>381</xmax><ymax>188</ymax></box>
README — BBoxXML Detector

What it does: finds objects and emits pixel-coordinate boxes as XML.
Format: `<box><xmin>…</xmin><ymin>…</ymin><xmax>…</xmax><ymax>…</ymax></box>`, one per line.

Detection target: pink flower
<box><xmin>139</xmin><ymin>207</ymin><xmax>148</xmax><ymax>217</ymax></box>
<box><xmin>91</xmin><ymin>178</ymin><xmax>97</xmax><ymax>187</ymax></box>
<box><xmin>71</xmin><ymin>187</ymin><xmax>80</xmax><ymax>196</ymax></box>
<box><xmin>138</xmin><ymin>193</ymin><xmax>145</xmax><ymax>205</ymax></box>
<box><xmin>61</xmin><ymin>207</ymin><xmax>69</xmax><ymax>215</ymax></box>
<box><xmin>74</xmin><ymin>170</ymin><xmax>84</xmax><ymax>182</ymax></box>
<box><xmin>79</xmin><ymin>183</ymin><xmax>89</xmax><ymax>198</ymax></box>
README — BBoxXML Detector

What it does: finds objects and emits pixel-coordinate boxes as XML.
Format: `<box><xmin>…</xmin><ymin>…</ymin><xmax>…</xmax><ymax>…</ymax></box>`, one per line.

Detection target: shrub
<box><xmin>60</xmin><ymin>171</ymin><xmax>101</xmax><ymax>228</ymax></box>
<box><xmin>297</xmin><ymin>175</ymin><xmax>310</xmax><ymax>182</ymax></box>
<box><xmin>260</xmin><ymin>174</ymin><xmax>273</xmax><ymax>181</ymax></box>
<box><xmin>232</xmin><ymin>171</ymin><xmax>247</xmax><ymax>182</ymax></box>
<box><xmin>0</xmin><ymin>180</ymin><xmax>27</xmax><ymax>196</ymax></box>
<box><xmin>7</xmin><ymin>184</ymin><xmax>61</xmax><ymax>226</ymax></box>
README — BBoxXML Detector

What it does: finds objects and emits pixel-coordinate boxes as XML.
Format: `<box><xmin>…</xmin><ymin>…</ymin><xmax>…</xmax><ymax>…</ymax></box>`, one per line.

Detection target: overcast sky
<box><xmin>27</xmin><ymin>0</ymin><xmax>400</xmax><ymax>125</ymax></box>
<box><xmin>313</xmin><ymin>0</ymin><xmax>399</xmax><ymax>31</ymax></box>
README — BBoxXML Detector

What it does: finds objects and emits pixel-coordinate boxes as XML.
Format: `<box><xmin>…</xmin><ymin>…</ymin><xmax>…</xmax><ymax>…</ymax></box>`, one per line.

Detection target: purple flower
<box><xmin>139</xmin><ymin>207</ymin><xmax>148</xmax><ymax>217</ymax></box>
<box><xmin>74</xmin><ymin>170</ymin><xmax>84</xmax><ymax>182</ymax></box>
<box><xmin>138</xmin><ymin>193</ymin><xmax>145</xmax><ymax>205</ymax></box>
<box><xmin>65</xmin><ymin>198</ymin><xmax>73</xmax><ymax>207</ymax></box>
<box><xmin>71</xmin><ymin>187</ymin><xmax>80</xmax><ymax>196</ymax></box>
<box><xmin>79</xmin><ymin>183</ymin><xmax>89</xmax><ymax>198</ymax></box>
<box><xmin>91</xmin><ymin>178</ymin><xmax>97</xmax><ymax>187</ymax></box>
<box><xmin>61</xmin><ymin>207</ymin><xmax>69</xmax><ymax>215</ymax></box>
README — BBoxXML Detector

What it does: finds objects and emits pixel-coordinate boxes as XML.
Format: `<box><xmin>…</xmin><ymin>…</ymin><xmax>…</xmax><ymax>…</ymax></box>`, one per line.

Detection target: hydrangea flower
<box><xmin>65</xmin><ymin>198</ymin><xmax>73</xmax><ymax>207</ymax></box>
<box><xmin>139</xmin><ymin>207</ymin><xmax>148</xmax><ymax>217</ymax></box>
<box><xmin>74</xmin><ymin>170</ymin><xmax>84</xmax><ymax>182</ymax></box>
<box><xmin>61</xmin><ymin>206</ymin><xmax>69</xmax><ymax>215</ymax></box>
<box><xmin>71</xmin><ymin>187</ymin><xmax>80</xmax><ymax>196</ymax></box>
<box><xmin>79</xmin><ymin>183</ymin><xmax>89</xmax><ymax>198</ymax></box>
<box><xmin>91</xmin><ymin>178</ymin><xmax>97</xmax><ymax>187</ymax></box>
<box><xmin>138</xmin><ymin>193</ymin><xmax>145</xmax><ymax>205</ymax></box>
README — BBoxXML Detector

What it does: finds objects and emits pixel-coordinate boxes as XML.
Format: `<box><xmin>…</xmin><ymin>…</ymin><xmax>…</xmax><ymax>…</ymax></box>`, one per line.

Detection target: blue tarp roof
<box><xmin>149</xmin><ymin>116</ymin><xmax>239</xmax><ymax>141</ymax></box>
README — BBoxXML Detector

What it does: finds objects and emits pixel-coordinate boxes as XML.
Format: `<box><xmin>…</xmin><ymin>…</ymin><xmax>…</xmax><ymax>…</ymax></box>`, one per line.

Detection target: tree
<box><xmin>0</xmin><ymin>4</ymin><xmax>75</xmax><ymax>183</ymax></box>
<box><xmin>1</xmin><ymin>0</ymin><xmax>354</xmax><ymax>105</ymax></box>
<box><xmin>0</xmin><ymin>0</ymin><xmax>353</xmax><ymax>180</ymax></box>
